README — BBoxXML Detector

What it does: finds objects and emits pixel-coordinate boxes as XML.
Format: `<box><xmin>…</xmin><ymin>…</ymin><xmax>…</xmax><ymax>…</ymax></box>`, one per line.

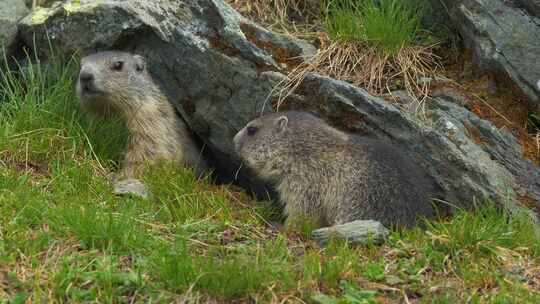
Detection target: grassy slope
<box><xmin>0</xmin><ymin>57</ymin><xmax>540</xmax><ymax>303</ymax></box>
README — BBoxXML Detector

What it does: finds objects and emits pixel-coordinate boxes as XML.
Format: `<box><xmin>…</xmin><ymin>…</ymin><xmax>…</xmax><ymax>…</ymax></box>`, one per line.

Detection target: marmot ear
<box><xmin>275</xmin><ymin>116</ymin><xmax>288</xmax><ymax>132</ymax></box>
<box><xmin>134</xmin><ymin>55</ymin><xmax>146</xmax><ymax>72</ymax></box>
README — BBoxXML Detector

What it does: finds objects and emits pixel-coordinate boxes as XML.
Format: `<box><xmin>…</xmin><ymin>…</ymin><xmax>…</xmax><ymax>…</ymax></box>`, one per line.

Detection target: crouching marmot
<box><xmin>233</xmin><ymin>111</ymin><xmax>439</xmax><ymax>228</ymax></box>
<box><xmin>76</xmin><ymin>51</ymin><xmax>207</xmax><ymax>179</ymax></box>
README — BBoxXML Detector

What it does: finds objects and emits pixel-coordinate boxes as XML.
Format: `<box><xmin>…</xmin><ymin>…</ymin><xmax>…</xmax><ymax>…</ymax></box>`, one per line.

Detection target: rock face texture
<box><xmin>113</xmin><ymin>179</ymin><xmax>149</xmax><ymax>200</ymax></box>
<box><xmin>516</xmin><ymin>0</ymin><xmax>540</xmax><ymax>17</ymax></box>
<box><xmin>0</xmin><ymin>0</ymin><xmax>29</xmax><ymax>53</ymax></box>
<box><xmin>16</xmin><ymin>0</ymin><xmax>540</xmax><ymax>213</ymax></box>
<box><xmin>441</xmin><ymin>0</ymin><xmax>540</xmax><ymax>106</ymax></box>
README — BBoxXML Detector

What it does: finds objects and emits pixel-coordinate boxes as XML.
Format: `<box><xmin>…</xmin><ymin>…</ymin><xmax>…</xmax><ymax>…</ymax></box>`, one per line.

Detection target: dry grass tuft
<box><xmin>228</xmin><ymin>0</ymin><xmax>320</xmax><ymax>38</ymax></box>
<box><xmin>534</xmin><ymin>131</ymin><xmax>540</xmax><ymax>158</ymax></box>
<box><xmin>275</xmin><ymin>33</ymin><xmax>440</xmax><ymax>109</ymax></box>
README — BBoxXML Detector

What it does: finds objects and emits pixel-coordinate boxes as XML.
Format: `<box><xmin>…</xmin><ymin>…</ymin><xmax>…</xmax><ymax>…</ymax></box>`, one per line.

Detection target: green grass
<box><xmin>0</xmin><ymin>52</ymin><xmax>127</xmax><ymax>167</ymax></box>
<box><xmin>322</xmin><ymin>0</ymin><xmax>364</xmax><ymax>43</ymax></box>
<box><xmin>1</xmin><ymin>55</ymin><xmax>539</xmax><ymax>302</ymax></box>
<box><xmin>322</xmin><ymin>0</ymin><xmax>426</xmax><ymax>53</ymax></box>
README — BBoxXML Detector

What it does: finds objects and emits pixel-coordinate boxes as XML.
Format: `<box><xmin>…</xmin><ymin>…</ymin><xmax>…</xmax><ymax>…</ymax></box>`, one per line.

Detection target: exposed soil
<box><xmin>240</xmin><ymin>22</ymin><xmax>305</xmax><ymax>70</ymax></box>
<box><xmin>434</xmin><ymin>49</ymin><xmax>540</xmax><ymax>165</ymax></box>
<box><xmin>0</xmin><ymin>151</ymin><xmax>50</xmax><ymax>177</ymax></box>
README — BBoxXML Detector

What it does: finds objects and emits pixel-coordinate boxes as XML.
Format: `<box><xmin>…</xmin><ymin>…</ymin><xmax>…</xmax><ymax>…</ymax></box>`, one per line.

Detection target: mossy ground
<box><xmin>0</xmin><ymin>53</ymin><xmax>539</xmax><ymax>303</ymax></box>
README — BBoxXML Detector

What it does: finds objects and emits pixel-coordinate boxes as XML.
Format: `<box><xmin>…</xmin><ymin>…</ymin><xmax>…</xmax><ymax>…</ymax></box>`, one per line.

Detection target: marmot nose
<box><xmin>79</xmin><ymin>72</ymin><xmax>94</xmax><ymax>85</ymax></box>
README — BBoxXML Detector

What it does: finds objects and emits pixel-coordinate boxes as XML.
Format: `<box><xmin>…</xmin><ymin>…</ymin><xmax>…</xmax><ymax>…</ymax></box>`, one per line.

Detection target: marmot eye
<box><xmin>247</xmin><ymin>126</ymin><xmax>258</xmax><ymax>136</ymax></box>
<box><xmin>111</xmin><ymin>61</ymin><xmax>124</xmax><ymax>71</ymax></box>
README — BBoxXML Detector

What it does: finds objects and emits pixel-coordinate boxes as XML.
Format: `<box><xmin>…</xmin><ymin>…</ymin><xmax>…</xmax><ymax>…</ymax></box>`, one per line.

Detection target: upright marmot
<box><xmin>77</xmin><ymin>51</ymin><xmax>207</xmax><ymax>179</ymax></box>
<box><xmin>234</xmin><ymin>111</ymin><xmax>439</xmax><ymax>228</ymax></box>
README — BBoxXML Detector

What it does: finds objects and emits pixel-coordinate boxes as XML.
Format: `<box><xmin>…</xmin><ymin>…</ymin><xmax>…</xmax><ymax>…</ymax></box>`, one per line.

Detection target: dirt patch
<box><xmin>434</xmin><ymin>50</ymin><xmax>540</xmax><ymax>165</ymax></box>
<box><xmin>464</xmin><ymin>123</ymin><xmax>489</xmax><ymax>147</ymax></box>
<box><xmin>1</xmin><ymin>151</ymin><xmax>50</xmax><ymax>177</ymax></box>
<box><xmin>208</xmin><ymin>27</ymin><xmax>279</xmax><ymax>73</ymax></box>
<box><xmin>208</xmin><ymin>33</ymin><xmax>241</xmax><ymax>58</ymax></box>
<box><xmin>240</xmin><ymin>22</ymin><xmax>304</xmax><ymax>71</ymax></box>
<box><xmin>518</xmin><ymin>195</ymin><xmax>540</xmax><ymax>215</ymax></box>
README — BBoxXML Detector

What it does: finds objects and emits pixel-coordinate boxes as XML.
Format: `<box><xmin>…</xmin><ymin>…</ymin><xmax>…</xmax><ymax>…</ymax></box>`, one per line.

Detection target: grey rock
<box><xmin>516</xmin><ymin>0</ymin><xmax>540</xmax><ymax>17</ymax></box>
<box><xmin>113</xmin><ymin>178</ymin><xmax>149</xmax><ymax>199</ymax></box>
<box><xmin>0</xmin><ymin>0</ymin><xmax>29</xmax><ymax>53</ymax></box>
<box><xmin>17</xmin><ymin>0</ymin><xmax>539</xmax><ymax>214</ymax></box>
<box><xmin>440</xmin><ymin>0</ymin><xmax>540</xmax><ymax>105</ymax></box>
<box><xmin>312</xmin><ymin>220</ymin><xmax>390</xmax><ymax>247</ymax></box>
<box><xmin>432</xmin><ymin>92</ymin><xmax>540</xmax><ymax>208</ymax></box>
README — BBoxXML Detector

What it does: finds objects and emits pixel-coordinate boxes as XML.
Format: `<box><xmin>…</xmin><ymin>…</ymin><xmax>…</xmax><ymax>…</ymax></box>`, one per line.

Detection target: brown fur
<box><xmin>77</xmin><ymin>51</ymin><xmax>207</xmax><ymax>178</ymax></box>
<box><xmin>234</xmin><ymin>111</ymin><xmax>439</xmax><ymax>228</ymax></box>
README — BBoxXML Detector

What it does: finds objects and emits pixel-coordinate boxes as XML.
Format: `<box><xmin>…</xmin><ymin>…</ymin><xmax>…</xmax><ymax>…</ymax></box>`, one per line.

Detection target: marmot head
<box><xmin>76</xmin><ymin>51</ymin><xmax>153</xmax><ymax>117</ymax></box>
<box><xmin>233</xmin><ymin>112</ymin><xmax>291</xmax><ymax>178</ymax></box>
